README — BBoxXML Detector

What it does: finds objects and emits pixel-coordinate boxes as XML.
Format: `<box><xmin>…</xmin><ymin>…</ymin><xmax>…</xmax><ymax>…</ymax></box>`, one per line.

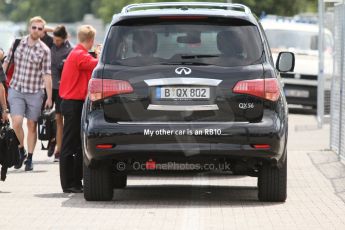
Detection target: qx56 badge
<box><xmin>239</xmin><ymin>102</ymin><xmax>255</xmax><ymax>109</ymax></box>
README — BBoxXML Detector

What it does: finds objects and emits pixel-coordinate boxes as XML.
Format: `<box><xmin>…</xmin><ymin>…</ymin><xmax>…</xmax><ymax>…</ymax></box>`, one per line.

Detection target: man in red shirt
<box><xmin>59</xmin><ymin>25</ymin><xmax>100</xmax><ymax>193</ymax></box>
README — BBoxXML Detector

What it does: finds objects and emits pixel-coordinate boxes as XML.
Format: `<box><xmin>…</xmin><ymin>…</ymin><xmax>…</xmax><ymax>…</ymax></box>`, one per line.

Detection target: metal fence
<box><xmin>330</xmin><ymin>3</ymin><xmax>345</xmax><ymax>158</ymax></box>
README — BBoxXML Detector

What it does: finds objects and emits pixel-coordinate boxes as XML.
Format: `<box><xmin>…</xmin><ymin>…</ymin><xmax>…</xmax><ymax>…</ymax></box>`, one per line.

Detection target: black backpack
<box><xmin>37</xmin><ymin>109</ymin><xmax>56</xmax><ymax>149</ymax></box>
<box><xmin>0</xmin><ymin>121</ymin><xmax>20</xmax><ymax>181</ymax></box>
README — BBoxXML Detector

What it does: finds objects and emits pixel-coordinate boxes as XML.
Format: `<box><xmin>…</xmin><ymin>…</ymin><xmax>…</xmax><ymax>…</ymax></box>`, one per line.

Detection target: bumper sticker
<box><xmin>144</xmin><ymin>128</ymin><xmax>222</xmax><ymax>137</ymax></box>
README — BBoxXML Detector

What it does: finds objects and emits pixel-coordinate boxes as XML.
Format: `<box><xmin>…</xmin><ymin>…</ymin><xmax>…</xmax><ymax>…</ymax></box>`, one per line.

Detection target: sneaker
<box><xmin>24</xmin><ymin>158</ymin><xmax>33</xmax><ymax>171</ymax></box>
<box><xmin>47</xmin><ymin>139</ymin><xmax>56</xmax><ymax>157</ymax></box>
<box><xmin>54</xmin><ymin>152</ymin><xmax>60</xmax><ymax>162</ymax></box>
<box><xmin>14</xmin><ymin>149</ymin><xmax>27</xmax><ymax>169</ymax></box>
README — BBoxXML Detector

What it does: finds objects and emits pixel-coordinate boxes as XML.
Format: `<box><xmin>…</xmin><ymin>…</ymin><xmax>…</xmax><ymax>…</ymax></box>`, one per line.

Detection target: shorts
<box><xmin>8</xmin><ymin>88</ymin><xmax>44</xmax><ymax>122</ymax></box>
<box><xmin>52</xmin><ymin>89</ymin><xmax>62</xmax><ymax>114</ymax></box>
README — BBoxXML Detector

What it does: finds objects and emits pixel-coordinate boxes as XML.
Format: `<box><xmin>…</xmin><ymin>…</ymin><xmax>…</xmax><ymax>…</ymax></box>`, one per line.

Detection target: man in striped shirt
<box><xmin>3</xmin><ymin>16</ymin><xmax>53</xmax><ymax>171</ymax></box>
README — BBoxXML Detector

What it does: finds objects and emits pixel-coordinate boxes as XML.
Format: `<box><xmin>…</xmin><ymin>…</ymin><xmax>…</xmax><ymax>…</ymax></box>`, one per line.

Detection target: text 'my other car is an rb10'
<box><xmin>81</xmin><ymin>2</ymin><xmax>295</xmax><ymax>202</ymax></box>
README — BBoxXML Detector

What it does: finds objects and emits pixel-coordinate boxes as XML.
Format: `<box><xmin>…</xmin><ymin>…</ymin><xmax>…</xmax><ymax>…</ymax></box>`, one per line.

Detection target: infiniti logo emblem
<box><xmin>175</xmin><ymin>67</ymin><xmax>192</xmax><ymax>75</ymax></box>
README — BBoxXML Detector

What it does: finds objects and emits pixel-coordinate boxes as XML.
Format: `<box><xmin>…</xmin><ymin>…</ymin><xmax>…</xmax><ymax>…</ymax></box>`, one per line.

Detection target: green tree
<box><xmin>97</xmin><ymin>0</ymin><xmax>235</xmax><ymax>24</ymax></box>
<box><xmin>1</xmin><ymin>0</ymin><xmax>94</xmax><ymax>22</ymax></box>
<box><xmin>95</xmin><ymin>0</ymin><xmax>317</xmax><ymax>24</ymax></box>
<box><xmin>0</xmin><ymin>0</ymin><xmax>318</xmax><ymax>23</ymax></box>
<box><xmin>237</xmin><ymin>0</ymin><xmax>317</xmax><ymax>16</ymax></box>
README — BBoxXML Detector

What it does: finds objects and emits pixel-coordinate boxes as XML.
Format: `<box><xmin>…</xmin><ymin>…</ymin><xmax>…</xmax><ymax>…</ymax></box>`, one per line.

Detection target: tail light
<box><xmin>96</xmin><ymin>144</ymin><xmax>114</xmax><ymax>149</ymax></box>
<box><xmin>88</xmin><ymin>79</ymin><xmax>133</xmax><ymax>101</ymax></box>
<box><xmin>232</xmin><ymin>78</ymin><xmax>280</xmax><ymax>101</ymax></box>
<box><xmin>251</xmin><ymin>144</ymin><xmax>271</xmax><ymax>149</ymax></box>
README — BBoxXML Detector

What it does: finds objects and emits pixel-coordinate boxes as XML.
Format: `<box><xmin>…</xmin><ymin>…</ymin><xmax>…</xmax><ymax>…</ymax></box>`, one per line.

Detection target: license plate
<box><xmin>157</xmin><ymin>87</ymin><xmax>210</xmax><ymax>100</ymax></box>
<box><xmin>284</xmin><ymin>89</ymin><xmax>309</xmax><ymax>98</ymax></box>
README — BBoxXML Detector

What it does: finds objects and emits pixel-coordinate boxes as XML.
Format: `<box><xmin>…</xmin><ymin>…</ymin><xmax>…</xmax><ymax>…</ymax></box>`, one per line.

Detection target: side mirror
<box><xmin>276</xmin><ymin>52</ymin><xmax>295</xmax><ymax>72</ymax></box>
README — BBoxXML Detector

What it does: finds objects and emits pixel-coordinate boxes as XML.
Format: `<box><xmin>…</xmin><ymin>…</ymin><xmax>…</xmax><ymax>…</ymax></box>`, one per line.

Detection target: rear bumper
<box><xmin>82</xmin><ymin>109</ymin><xmax>287</xmax><ymax>164</ymax></box>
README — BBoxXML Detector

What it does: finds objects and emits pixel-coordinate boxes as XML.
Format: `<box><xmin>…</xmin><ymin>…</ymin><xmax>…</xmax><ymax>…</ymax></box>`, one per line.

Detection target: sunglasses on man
<box><xmin>32</xmin><ymin>26</ymin><xmax>44</xmax><ymax>31</ymax></box>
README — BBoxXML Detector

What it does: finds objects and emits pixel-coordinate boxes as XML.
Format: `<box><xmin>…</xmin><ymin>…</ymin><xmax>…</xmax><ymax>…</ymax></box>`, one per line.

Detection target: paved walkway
<box><xmin>1</xmin><ymin>114</ymin><xmax>345</xmax><ymax>229</ymax></box>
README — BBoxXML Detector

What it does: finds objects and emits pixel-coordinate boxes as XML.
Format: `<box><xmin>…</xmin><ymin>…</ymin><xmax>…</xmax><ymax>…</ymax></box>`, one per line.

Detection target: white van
<box><xmin>261</xmin><ymin>20</ymin><xmax>333</xmax><ymax>112</ymax></box>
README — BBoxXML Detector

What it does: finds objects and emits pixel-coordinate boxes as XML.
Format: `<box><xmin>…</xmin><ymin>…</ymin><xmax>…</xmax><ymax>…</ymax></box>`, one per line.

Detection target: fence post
<box><xmin>318</xmin><ymin>0</ymin><xmax>325</xmax><ymax>128</ymax></box>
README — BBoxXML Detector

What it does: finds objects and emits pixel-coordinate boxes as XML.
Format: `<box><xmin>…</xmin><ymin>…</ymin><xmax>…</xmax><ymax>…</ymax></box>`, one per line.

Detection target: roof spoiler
<box><xmin>121</xmin><ymin>2</ymin><xmax>251</xmax><ymax>15</ymax></box>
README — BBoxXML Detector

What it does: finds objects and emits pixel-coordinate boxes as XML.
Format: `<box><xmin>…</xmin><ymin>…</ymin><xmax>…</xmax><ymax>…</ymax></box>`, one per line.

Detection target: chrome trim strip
<box><xmin>144</xmin><ymin>78</ymin><xmax>222</xmax><ymax>86</ymax></box>
<box><xmin>147</xmin><ymin>104</ymin><xmax>219</xmax><ymax>111</ymax></box>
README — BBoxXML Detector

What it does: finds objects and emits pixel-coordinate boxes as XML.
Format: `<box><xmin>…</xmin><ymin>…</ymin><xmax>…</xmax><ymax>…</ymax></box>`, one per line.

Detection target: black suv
<box><xmin>82</xmin><ymin>2</ymin><xmax>295</xmax><ymax>202</ymax></box>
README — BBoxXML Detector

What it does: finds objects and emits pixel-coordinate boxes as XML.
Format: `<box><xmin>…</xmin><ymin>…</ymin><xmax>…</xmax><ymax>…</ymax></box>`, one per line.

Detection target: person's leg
<box><xmin>8</xmin><ymin>88</ymin><xmax>26</xmax><ymax>147</ymax></box>
<box><xmin>11</xmin><ymin>115</ymin><xmax>25</xmax><ymax>147</ymax></box>
<box><xmin>23</xmin><ymin>90</ymin><xmax>44</xmax><ymax>171</ymax></box>
<box><xmin>8</xmin><ymin>88</ymin><xmax>27</xmax><ymax>169</ymax></box>
<box><xmin>47</xmin><ymin>89</ymin><xmax>58</xmax><ymax>157</ymax></box>
<box><xmin>72</xmin><ymin>101</ymin><xmax>84</xmax><ymax>189</ymax></box>
<box><xmin>54</xmin><ymin>90</ymin><xmax>63</xmax><ymax>157</ymax></box>
<box><xmin>11</xmin><ymin>115</ymin><xmax>26</xmax><ymax>169</ymax></box>
<box><xmin>60</xmin><ymin>100</ymin><xmax>77</xmax><ymax>191</ymax></box>
<box><xmin>26</xmin><ymin>119</ymin><xmax>37</xmax><ymax>154</ymax></box>
<box><xmin>55</xmin><ymin>113</ymin><xmax>63</xmax><ymax>153</ymax></box>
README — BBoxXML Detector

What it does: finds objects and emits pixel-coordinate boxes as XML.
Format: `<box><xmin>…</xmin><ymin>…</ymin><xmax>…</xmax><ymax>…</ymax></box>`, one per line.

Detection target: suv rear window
<box><xmin>104</xmin><ymin>20</ymin><xmax>264</xmax><ymax>67</ymax></box>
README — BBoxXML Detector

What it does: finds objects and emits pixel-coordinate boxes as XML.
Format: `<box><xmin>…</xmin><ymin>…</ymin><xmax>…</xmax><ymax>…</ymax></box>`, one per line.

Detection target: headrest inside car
<box><xmin>132</xmin><ymin>30</ymin><xmax>157</xmax><ymax>56</ymax></box>
<box><xmin>217</xmin><ymin>30</ymin><xmax>243</xmax><ymax>57</ymax></box>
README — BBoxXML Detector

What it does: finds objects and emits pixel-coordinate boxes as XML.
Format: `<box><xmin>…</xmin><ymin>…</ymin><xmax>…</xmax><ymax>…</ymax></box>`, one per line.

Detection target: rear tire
<box><xmin>258</xmin><ymin>157</ymin><xmax>287</xmax><ymax>202</ymax></box>
<box><xmin>83</xmin><ymin>161</ymin><xmax>113</xmax><ymax>201</ymax></box>
<box><xmin>114</xmin><ymin>173</ymin><xmax>127</xmax><ymax>188</ymax></box>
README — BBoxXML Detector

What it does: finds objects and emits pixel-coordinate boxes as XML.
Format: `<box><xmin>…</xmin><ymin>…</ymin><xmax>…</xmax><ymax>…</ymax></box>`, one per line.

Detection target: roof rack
<box><xmin>121</xmin><ymin>2</ymin><xmax>251</xmax><ymax>15</ymax></box>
